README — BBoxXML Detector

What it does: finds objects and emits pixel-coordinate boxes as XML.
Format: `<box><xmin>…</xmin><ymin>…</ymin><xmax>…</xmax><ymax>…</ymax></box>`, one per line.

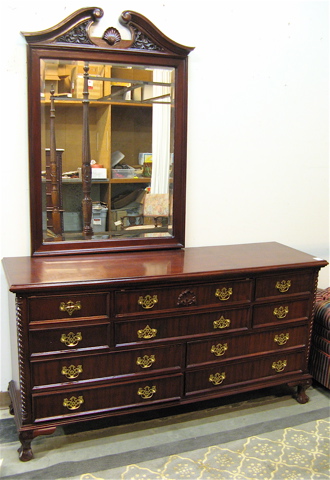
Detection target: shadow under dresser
<box><xmin>2</xmin><ymin>242</ymin><xmax>328</xmax><ymax>461</ymax></box>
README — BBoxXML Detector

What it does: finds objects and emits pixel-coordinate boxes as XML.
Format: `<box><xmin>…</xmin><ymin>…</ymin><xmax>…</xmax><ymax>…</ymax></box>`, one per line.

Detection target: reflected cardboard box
<box><xmin>91</xmin><ymin>168</ymin><xmax>107</xmax><ymax>179</ymax></box>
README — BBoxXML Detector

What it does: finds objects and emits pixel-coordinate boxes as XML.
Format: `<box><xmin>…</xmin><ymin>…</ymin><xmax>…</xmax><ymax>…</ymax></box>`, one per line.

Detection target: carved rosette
<box><xmin>177</xmin><ymin>290</ymin><xmax>197</xmax><ymax>307</ymax></box>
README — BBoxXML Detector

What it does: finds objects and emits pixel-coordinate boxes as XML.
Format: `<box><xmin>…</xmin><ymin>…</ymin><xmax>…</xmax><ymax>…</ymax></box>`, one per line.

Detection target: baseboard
<box><xmin>0</xmin><ymin>391</ymin><xmax>10</xmax><ymax>408</ymax></box>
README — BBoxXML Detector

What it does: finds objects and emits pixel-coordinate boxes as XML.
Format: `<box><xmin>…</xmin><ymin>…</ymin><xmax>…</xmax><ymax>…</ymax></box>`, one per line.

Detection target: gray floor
<box><xmin>1</xmin><ymin>384</ymin><xmax>329</xmax><ymax>479</ymax></box>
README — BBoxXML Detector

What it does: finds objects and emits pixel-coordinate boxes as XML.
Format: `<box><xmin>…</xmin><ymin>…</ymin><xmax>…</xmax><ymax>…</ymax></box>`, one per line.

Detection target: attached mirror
<box><xmin>22</xmin><ymin>7</ymin><xmax>193</xmax><ymax>256</ymax></box>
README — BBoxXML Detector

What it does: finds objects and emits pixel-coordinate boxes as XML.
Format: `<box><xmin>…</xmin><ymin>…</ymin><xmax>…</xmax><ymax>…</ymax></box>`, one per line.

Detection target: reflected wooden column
<box><xmin>49</xmin><ymin>87</ymin><xmax>63</xmax><ymax>240</ymax></box>
<box><xmin>81</xmin><ymin>63</ymin><xmax>93</xmax><ymax>236</ymax></box>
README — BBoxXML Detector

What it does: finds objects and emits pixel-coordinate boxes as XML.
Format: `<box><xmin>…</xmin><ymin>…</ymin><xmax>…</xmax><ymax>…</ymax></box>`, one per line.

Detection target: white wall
<box><xmin>1</xmin><ymin>0</ymin><xmax>329</xmax><ymax>391</ymax></box>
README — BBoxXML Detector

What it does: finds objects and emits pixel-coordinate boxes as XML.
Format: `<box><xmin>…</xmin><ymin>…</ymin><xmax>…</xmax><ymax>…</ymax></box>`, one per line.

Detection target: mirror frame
<box><xmin>22</xmin><ymin>7</ymin><xmax>193</xmax><ymax>256</ymax></box>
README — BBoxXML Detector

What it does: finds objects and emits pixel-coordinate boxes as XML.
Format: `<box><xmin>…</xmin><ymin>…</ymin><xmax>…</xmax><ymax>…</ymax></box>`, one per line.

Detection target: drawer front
<box><xmin>255</xmin><ymin>272</ymin><xmax>314</xmax><ymax>299</ymax></box>
<box><xmin>29</xmin><ymin>323</ymin><xmax>109</xmax><ymax>355</ymax></box>
<box><xmin>187</xmin><ymin>324</ymin><xmax>308</xmax><ymax>367</ymax></box>
<box><xmin>114</xmin><ymin>280</ymin><xmax>252</xmax><ymax>317</ymax></box>
<box><xmin>33</xmin><ymin>374</ymin><xmax>183</xmax><ymax>421</ymax></box>
<box><xmin>253</xmin><ymin>299</ymin><xmax>310</xmax><ymax>327</ymax></box>
<box><xmin>114</xmin><ymin>308</ymin><xmax>249</xmax><ymax>346</ymax></box>
<box><xmin>31</xmin><ymin>344</ymin><xmax>183</xmax><ymax>387</ymax></box>
<box><xmin>28</xmin><ymin>293</ymin><xmax>109</xmax><ymax>322</ymax></box>
<box><xmin>185</xmin><ymin>350</ymin><xmax>306</xmax><ymax>395</ymax></box>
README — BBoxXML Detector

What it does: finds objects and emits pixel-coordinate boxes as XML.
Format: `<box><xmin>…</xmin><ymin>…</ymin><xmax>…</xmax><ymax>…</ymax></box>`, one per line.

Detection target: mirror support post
<box><xmin>81</xmin><ymin>63</ymin><xmax>93</xmax><ymax>236</ymax></box>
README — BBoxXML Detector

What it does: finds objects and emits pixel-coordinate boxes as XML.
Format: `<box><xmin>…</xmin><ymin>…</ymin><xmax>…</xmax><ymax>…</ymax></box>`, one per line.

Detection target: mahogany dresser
<box><xmin>2</xmin><ymin>242</ymin><xmax>328</xmax><ymax>461</ymax></box>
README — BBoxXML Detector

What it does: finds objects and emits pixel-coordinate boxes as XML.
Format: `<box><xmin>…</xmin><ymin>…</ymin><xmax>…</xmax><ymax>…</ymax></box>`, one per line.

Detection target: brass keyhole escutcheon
<box><xmin>213</xmin><ymin>316</ymin><xmax>231</xmax><ymax>329</ymax></box>
<box><xmin>215</xmin><ymin>287</ymin><xmax>233</xmax><ymax>301</ymax></box>
<box><xmin>209</xmin><ymin>372</ymin><xmax>226</xmax><ymax>385</ymax></box>
<box><xmin>137</xmin><ymin>385</ymin><xmax>156</xmax><ymax>399</ymax></box>
<box><xmin>274</xmin><ymin>333</ymin><xmax>289</xmax><ymax>345</ymax></box>
<box><xmin>136</xmin><ymin>355</ymin><xmax>156</xmax><ymax>369</ymax></box>
<box><xmin>138</xmin><ymin>295</ymin><xmax>158</xmax><ymax>309</ymax></box>
<box><xmin>137</xmin><ymin>325</ymin><xmax>157</xmax><ymax>339</ymax></box>
<box><xmin>60</xmin><ymin>332</ymin><xmax>82</xmax><ymax>347</ymax></box>
<box><xmin>275</xmin><ymin>280</ymin><xmax>291</xmax><ymax>293</ymax></box>
<box><xmin>211</xmin><ymin>343</ymin><xmax>228</xmax><ymax>357</ymax></box>
<box><xmin>59</xmin><ymin>300</ymin><xmax>81</xmax><ymax>316</ymax></box>
<box><xmin>273</xmin><ymin>306</ymin><xmax>289</xmax><ymax>319</ymax></box>
<box><xmin>63</xmin><ymin>395</ymin><xmax>84</xmax><ymax>410</ymax></box>
<box><xmin>61</xmin><ymin>364</ymin><xmax>83</xmax><ymax>379</ymax></box>
<box><xmin>272</xmin><ymin>360</ymin><xmax>287</xmax><ymax>373</ymax></box>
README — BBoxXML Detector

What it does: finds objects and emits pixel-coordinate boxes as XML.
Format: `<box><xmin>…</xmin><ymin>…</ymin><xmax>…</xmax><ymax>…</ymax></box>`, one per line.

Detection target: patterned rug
<box><xmin>98</xmin><ymin>418</ymin><xmax>329</xmax><ymax>480</ymax></box>
<box><xmin>1</xmin><ymin>384</ymin><xmax>329</xmax><ymax>480</ymax></box>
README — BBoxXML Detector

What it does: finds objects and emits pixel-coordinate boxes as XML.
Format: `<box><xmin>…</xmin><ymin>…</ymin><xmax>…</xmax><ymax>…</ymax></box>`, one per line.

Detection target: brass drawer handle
<box><xmin>274</xmin><ymin>333</ymin><xmax>289</xmax><ymax>345</ymax></box>
<box><xmin>59</xmin><ymin>300</ymin><xmax>81</xmax><ymax>316</ymax></box>
<box><xmin>215</xmin><ymin>287</ymin><xmax>232</xmax><ymax>301</ymax></box>
<box><xmin>272</xmin><ymin>360</ymin><xmax>287</xmax><ymax>373</ymax></box>
<box><xmin>63</xmin><ymin>395</ymin><xmax>84</xmax><ymax>410</ymax></box>
<box><xmin>136</xmin><ymin>355</ymin><xmax>156</xmax><ymax>369</ymax></box>
<box><xmin>211</xmin><ymin>343</ymin><xmax>228</xmax><ymax>357</ymax></box>
<box><xmin>61</xmin><ymin>364</ymin><xmax>83</xmax><ymax>379</ymax></box>
<box><xmin>137</xmin><ymin>385</ymin><xmax>156</xmax><ymax>399</ymax></box>
<box><xmin>138</xmin><ymin>295</ymin><xmax>158</xmax><ymax>309</ymax></box>
<box><xmin>273</xmin><ymin>306</ymin><xmax>289</xmax><ymax>319</ymax></box>
<box><xmin>209</xmin><ymin>372</ymin><xmax>226</xmax><ymax>385</ymax></box>
<box><xmin>213</xmin><ymin>316</ymin><xmax>231</xmax><ymax>329</ymax></box>
<box><xmin>275</xmin><ymin>280</ymin><xmax>291</xmax><ymax>293</ymax></box>
<box><xmin>60</xmin><ymin>332</ymin><xmax>82</xmax><ymax>347</ymax></box>
<box><xmin>137</xmin><ymin>325</ymin><xmax>157</xmax><ymax>339</ymax></box>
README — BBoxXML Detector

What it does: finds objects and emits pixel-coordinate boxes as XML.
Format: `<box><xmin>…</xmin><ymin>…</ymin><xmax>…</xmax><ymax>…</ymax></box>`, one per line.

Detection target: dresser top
<box><xmin>2</xmin><ymin>242</ymin><xmax>327</xmax><ymax>293</ymax></box>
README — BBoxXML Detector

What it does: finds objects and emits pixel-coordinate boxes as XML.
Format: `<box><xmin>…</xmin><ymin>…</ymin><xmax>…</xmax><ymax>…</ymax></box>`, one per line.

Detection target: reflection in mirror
<box><xmin>23</xmin><ymin>7</ymin><xmax>193</xmax><ymax>255</ymax></box>
<box><xmin>40</xmin><ymin>59</ymin><xmax>175</xmax><ymax>242</ymax></box>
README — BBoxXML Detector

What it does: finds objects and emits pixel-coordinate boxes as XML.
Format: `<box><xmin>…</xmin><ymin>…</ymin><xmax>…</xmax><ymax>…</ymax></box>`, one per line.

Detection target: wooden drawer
<box><xmin>255</xmin><ymin>272</ymin><xmax>313</xmax><ymax>299</ymax></box>
<box><xmin>31</xmin><ymin>344</ymin><xmax>183</xmax><ymax>387</ymax></box>
<box><xmin>185</xmin><ymin>350</ymin><xmax>306</xmax><ymax>396</ymax></box>
<box><xmin>114</xmin><ymin>308</ymin><xmax>249</xmax><ymax>346</ymax></box>
<box><xmin>253</xmin><ymin>298</ymin><xmax>310</xmax><ymax>327</ymax></box>
<box><xmin>33</xmin><ymin>374</ymin><xmax>183</xmax><ymax>421</ymax></box>
<box><xmin>114</xmin><ymin>279</ymin><xmax>252</xmax><ymax>317</ymax></box>
<box><xmin>187</xmin><ymin>324</ymin><xmax>308</xmax><ymax>367</ymax></box>
<box><xmin>29</xmin><ymin>322</ymin><xmax>110</xmax><ymax>355</ymax></box>
<box><xmin>28</xmin><ymin>293</ymin><xmax>109</xmax><ymax>322</ymax></box>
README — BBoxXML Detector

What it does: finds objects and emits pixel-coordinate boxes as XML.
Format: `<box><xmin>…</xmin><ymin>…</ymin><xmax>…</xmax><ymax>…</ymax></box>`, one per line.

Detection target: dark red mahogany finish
<box><xmin>3</xmin><ymin>242</ymin><xmax>328</xmax><ymax>461</ymax></box>
<box><xmin>22</xmin><ymin>7</ymin><xmax>194</xmax><ymax>256</ymax></box>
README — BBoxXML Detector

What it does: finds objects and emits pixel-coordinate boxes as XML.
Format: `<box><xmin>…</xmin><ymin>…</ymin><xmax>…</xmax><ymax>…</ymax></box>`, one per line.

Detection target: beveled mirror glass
<box><xmin>22</xmin><ymin>7</ymin><xmax>193</xmax><ymax>256</ymax></box>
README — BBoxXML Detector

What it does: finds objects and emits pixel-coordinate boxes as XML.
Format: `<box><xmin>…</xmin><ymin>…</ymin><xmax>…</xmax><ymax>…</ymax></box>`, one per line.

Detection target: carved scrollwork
<box><xmin>57</xmin><ymin>23</ymin><xmax>93</xmax><ymax>44</ymax></box>
<box><xmin>129</xmin><ymin>25</ymin><xmax>164</xmax><ymax>51</ymax></box>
